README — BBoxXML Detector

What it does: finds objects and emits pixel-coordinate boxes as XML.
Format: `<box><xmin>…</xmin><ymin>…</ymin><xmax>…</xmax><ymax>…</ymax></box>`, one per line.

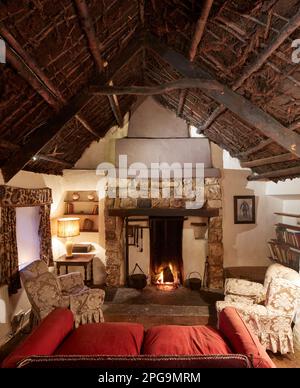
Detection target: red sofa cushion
<box><xmin>2</xmin><ymin>308</ymin><xmax>74</xmax><ymax>368</ymax></box>
<box><xmin>219</xmin><ymin>307</ymin><xmax>276</xmax><ymax>368</ymax></box>
<box><xmin>142</xmin><ymin>325</ymin><xmax>232</xmax><ymax>356</ymax></box>
<box><xmin>55</xmin><ymin>322</ymin><xmax>144</xmax><ymax>356</ymax></box>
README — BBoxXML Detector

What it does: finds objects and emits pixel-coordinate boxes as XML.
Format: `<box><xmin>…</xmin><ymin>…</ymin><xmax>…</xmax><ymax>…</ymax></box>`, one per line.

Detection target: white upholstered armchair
<box><xmin>221</xmin><ymin>263</ymin><xmax>300</xmax><ymax>305</ymax></box>
<box><xmin>216</xmin><ymin>264</ymin><xmax>300</xmax><ymax>354</ymax></box>
<box><xmin>20</xmin><ymin>260</ymin><xmax>105</xmax><ymax>327</ymax></box>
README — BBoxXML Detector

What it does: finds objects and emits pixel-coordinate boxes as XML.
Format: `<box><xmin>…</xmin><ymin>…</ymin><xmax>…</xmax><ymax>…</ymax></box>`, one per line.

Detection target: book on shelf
<box><xmin>275</xmin><ymin>225</ymin><xmax>300</xmax><ymax>249</ymax></box>
<box><xmin>65</xmin><ymin>202</ymin><xmax>74</xmax><ymax>215</ymax></box>
<box><xmin>268</xmin><ymin>240</ymin><xmax>300</xmax><ymax>270</ymax></box>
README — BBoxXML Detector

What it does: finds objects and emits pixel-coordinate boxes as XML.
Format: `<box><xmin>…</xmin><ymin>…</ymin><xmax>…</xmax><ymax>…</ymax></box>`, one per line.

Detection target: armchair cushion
<box><xmin>58</xmin><ymin>272</ymin><xmax>85</xmax><ymax>295</ymax></box>
<box><xmin>55</xmin><ymin>322</ymin><xmax>144</xmax><ymax>356</ymax></box>
<box><xmin>25</xmin><ymin>272</ymin><xmax>63</xmax><ymax>319</ymax></box>
<box><xmin>2</xmin><ymin>309</ymin><xmax>74</xmax><ymax>368</ymax></box>
<box><xmin>224</xmin><ymin>278</ymin><xmax>265</xmax><ymax>304</ymax></box>
<box><xmin>219</xmin><ymin>307</ymin><xmax>276</xmax><ymax>368</ymax></box>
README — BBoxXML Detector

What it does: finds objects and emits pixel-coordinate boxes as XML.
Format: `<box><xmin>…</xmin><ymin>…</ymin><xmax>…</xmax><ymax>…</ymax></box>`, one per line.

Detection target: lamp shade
<box><xmin>57</xmin><ymin>217</ymin><xmax>80</xmax><ymax>238</ymax></box>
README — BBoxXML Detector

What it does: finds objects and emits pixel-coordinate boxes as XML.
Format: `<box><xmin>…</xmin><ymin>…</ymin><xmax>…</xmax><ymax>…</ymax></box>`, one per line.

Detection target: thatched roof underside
<box><xmin>1</xmin><ymin>0</ymin><xmax>300</xmax><ymax>181</ymax></box>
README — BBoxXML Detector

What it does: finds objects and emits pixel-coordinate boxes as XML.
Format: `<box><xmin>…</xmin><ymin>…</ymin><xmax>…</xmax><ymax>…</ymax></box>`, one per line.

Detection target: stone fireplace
<box><xmin>103</xmin><ymin>176</ymin><xmax>223</xmax><ymax>289</ymax></box>
<box><xmin>102</xmin><ymin>98</ymin><xmax>224</xmax><ymax>289</ymax></box>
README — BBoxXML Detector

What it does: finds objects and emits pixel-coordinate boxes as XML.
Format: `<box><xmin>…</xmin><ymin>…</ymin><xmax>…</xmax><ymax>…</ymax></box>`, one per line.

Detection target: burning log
<box><xmin>163</xmin><ymin>266</ymin><xmax>174</xmax><ymax>283</ymax></box>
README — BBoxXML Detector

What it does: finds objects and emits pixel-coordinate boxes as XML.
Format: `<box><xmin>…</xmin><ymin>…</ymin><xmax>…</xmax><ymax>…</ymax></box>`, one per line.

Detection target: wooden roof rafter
<box><xmin>1</xmin><ymin>32</ymin><xmax>143</xmax><ymax>183</ymax></box>
<box><xmin>177</xmin><ymin>0</ymin><xmax>214</xmax><ymax>118</ymax></box>
<box><xmin>145</xmin><ymin>33</ymin><xmax>300</xmax><ymax>158</ymax></box>
<box><xmin>0</xmin><ymin>25</ymin><xmax>100</xmax><ymax>141</ymax></box>
<box><xmin>74</xmin><ymin>0</ymin><xmax>124</xmax><ymax>128</ymax></box>
<box><xmin>198</xmin><ymin>7</ymin><xmax>300</xmax><ymax>133</ymax></box>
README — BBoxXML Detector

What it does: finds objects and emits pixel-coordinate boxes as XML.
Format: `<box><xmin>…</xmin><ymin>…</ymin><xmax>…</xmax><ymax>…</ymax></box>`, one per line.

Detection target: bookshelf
<box><xmin>64</xmin><ymin>191</ymin><xmax>99</xmax><ymax>233</ymax></box>
<box><xmin>268</xmin><ymin>215</ymin><xmax>300</xmax><ymax>272</ymax></box>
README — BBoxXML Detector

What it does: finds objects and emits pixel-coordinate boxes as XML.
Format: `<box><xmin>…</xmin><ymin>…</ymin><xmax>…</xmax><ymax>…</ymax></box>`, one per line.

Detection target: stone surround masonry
<box><xmin>104</xmin><ymin>177</ymin><xmax>223</xmax><ymax>289</ymax></box>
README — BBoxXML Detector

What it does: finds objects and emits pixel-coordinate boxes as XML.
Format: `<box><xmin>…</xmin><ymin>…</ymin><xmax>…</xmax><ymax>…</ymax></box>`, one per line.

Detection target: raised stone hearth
<box><xmin>104</xmin><ymin>177</ymin><xmax>223</xmax><ymax>289</ymax></box>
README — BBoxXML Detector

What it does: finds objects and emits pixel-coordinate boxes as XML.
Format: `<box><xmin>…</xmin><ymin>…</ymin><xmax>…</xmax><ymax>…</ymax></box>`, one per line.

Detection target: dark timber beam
<box><xmin>0</xmin><ymin>25</ymin><xmax>99</xmax><ymax>138</ymax></box>
<box><xmin>0</xmin><ymin>25</ymin><xmax>64</xmax><ymax>102</ymax></box>
<box><xmin>199</xmin><ymin>9</ymin><xmax>300</xmax><ymax>131</ymax></box>
<box><xmin>177</xmin><ymin>0</ymin><xmax>214</xmax><ymax>117</ymax></box>
<box><xmin>74</xmin><ymin>0</ymin><xmax>123</xmax><ymax>127</ymax></box>
<box><xmin>33</xmin><ymin>154</ymin><xmax>73</xmax><ymax>168</ymax></box>
<box><xmin>189</xmin><ymin>0</ymin><xmax>214</xmax><ymax>61</ymax></box>
<box><xmin>1</xmin><ymin>34</ymin><xmax>142</xmax><ymax>183</ymax></box>
<box><xmin>5</xmin><ymin>45</ymin><xmax>60</xmax><ymax>109</ymax></box>
<box><xmin>146</xmin><ymin>34</ymin><xmax>300</xmax><ymax>158</ymax></box>
<box><xmin>0</xmin><ymin>139</ymin><xmax>20</xmax><ymax>151</ymax></box>
<box><xmin>241</xmin><ymin>153</ymin><xmax>297</xmax><ymax>168</ymax></box>
<box><xmin>248</xmin><ymin>166</ymin><xmax>300</xmax><ymax>181</ymax></box>
<box><xmin>89</xmin><ymin>78</ymin><xmax>222</xmax><ymax>95</ymax></box>
<box><xmin>235</xmin><ymin>122</ymin><xmax>300</xmax><ymax>158</ymax></box>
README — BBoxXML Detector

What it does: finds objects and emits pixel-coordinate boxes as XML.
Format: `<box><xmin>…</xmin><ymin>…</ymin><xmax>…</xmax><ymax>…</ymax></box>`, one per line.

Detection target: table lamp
<box><xmin>57</xmin><ymin>217</ymin><xmax>80</xmax><ymax>257</ymax></box>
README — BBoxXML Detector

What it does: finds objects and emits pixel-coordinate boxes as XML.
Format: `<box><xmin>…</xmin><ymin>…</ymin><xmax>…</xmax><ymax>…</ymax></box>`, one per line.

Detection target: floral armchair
<box><xmin>221</xmin><ymin>263</ymin><xmax>300</xmax><ymax>305</ymax></box>
<box><xmin>20</xmin><ymin>260</ymin><xmax>105</xmax><ymax>327</ymax></box>
<box><xmin>216</xmin><ymin>265</ymin><xmax>300</xmax><ymax>354</ymax></box>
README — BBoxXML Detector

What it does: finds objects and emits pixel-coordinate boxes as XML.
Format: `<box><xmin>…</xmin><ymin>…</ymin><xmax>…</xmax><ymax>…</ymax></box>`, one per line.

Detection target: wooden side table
<box><xmin>55</xmin><ymin>254</ymin><xmax>95</xmax><ymax>285</ymax></box>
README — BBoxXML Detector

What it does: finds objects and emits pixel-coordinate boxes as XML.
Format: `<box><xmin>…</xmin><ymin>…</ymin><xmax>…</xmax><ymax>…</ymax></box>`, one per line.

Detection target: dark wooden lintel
<box><xmin>108</xmin><ymin>208</ymin><xmax>219</xmax><ymax>218</ymax></box>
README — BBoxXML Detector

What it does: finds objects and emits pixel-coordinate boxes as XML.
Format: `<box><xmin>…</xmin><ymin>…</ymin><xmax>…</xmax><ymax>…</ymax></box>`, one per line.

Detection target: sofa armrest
<box><xmin>2</xmin><ymin>309</ymin><xmax>74</xmax><ymax>368</ymax></box>
<box><xmin>218</xmin><ymin>307</ymin><xmax>276</xmax><ymax>368</ymax></box>
<box><xmin>58</xmin><ymin>272</ymin><xmax>85</xmax><ymax>294</ymax></box>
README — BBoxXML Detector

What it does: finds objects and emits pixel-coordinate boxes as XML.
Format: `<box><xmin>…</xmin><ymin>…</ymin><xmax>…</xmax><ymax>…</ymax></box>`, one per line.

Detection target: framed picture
<box><xmin>234</xmin><ymin>196</ymin><xmax>255</xmax><ymax>224</ymax></box>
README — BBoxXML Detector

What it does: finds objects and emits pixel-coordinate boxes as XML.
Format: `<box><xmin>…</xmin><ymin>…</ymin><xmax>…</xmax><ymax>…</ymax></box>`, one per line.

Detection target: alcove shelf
<box><xmin>64</xmin><ymin>191</ymin><xmax>99</xmax><ymax>233</ymax></box>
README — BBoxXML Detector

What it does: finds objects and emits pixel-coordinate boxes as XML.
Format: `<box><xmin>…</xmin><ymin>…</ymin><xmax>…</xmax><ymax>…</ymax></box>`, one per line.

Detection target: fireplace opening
<box><xmin>150</xmin><ymin>217</ymin><xmax>184</xmax><ymax>290</ymax></box>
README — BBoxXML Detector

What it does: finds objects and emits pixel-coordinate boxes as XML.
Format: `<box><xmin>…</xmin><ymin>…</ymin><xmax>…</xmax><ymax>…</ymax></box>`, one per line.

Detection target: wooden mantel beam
<box><xmin>89</xmin><ymin>78</ymin><xmax>222</xmax><ymax>95</ymax></box>
<box><xmin>74</xmin><ymin>0</ymin><xmax>123</xmax><ymax>127</ymax></box>
<box><xmin>1</xmin><ymin>33</ymin><xmax>142</xmax><ymax>183</ymax></box>
<box><xmin>248</xmin><ymin>166</ymin><xmax>300</xmax><ymax>181</ymax></box>
<box><xmin>146</xmin><ymin>34</ymin><xmax>300</xmax><ymax>158</ymax></box>
<box><xmin>199</xmin><ymin>9</ymin><xmax>300</xmax><ymax>132</ymax></box>
<box><xmin>177</xmin><ymin>0</ymin><xmax>214</xmax><ymax>117</ymax></box>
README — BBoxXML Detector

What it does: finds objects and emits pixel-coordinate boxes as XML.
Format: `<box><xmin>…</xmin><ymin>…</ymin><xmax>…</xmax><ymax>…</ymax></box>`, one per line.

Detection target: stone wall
<box><xmin>104</xmin><ymin>177</ymin><xmax>223</xmax><ymax>288</ymax></box>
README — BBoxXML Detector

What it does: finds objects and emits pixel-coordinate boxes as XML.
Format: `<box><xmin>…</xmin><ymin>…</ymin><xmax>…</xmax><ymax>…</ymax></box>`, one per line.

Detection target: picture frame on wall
<box><xmin>234</xmin><ymin>195</ymin><xmax>256</xmax><ymax>224</ymax></box>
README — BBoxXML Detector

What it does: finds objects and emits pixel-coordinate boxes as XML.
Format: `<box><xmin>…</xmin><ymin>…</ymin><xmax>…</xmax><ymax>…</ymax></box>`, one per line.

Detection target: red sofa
<box><xmin>2</xmin><ymin>307</ymin><xmax>275</xmax><ymax>368</ymax></box>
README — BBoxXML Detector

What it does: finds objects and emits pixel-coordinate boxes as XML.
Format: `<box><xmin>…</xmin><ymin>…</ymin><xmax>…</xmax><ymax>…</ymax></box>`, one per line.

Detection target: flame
<box><xmin>155</xmin><ymin>263</ymin><xmax>179</xmax><ymax>291</ymax></box>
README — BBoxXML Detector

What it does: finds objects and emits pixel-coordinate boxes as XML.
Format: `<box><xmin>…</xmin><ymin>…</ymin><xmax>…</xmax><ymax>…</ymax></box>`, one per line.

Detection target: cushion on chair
<box><xmin>25</xmin><ymin>271</ymin><xmax>62</xmax><ymax>313</ymax></box>
<box><xmin>2</xmin><ymin>308</ymin><xmax>74</xmax><ymax>368</ymax></box>
<box><xmin>55</xmin><ymin>322</ymin><xmax>145</xmax><ymax>356</ymax></box>
<box><xmin>142</xmin><ymin>325</ymin><xmax>232</xmax><ymax>355</ymax></box>
<box><xmin>219</xmin><ymin>307</ymin><xmax>276</xmax><ymax>368</ymax></box>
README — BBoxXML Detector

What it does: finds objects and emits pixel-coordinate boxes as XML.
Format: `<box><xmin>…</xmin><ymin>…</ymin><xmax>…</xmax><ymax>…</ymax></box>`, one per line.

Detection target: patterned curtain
<box><xmin>39</xmin><ymin>204</ymin><xmax>53</xmax><ymax>267</ymax></box>
<box><xmin>0</xmin><ymin>207</ymin><xmax>21</xmax><ymax>294</ymax></box>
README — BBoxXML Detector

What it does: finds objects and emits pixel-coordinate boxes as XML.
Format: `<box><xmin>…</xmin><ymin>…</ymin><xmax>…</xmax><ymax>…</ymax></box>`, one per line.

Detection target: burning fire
<box><xmin>155</xmin><ymin>263</ymin><xmax>179</xmax><ymax>291</ymax></box>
